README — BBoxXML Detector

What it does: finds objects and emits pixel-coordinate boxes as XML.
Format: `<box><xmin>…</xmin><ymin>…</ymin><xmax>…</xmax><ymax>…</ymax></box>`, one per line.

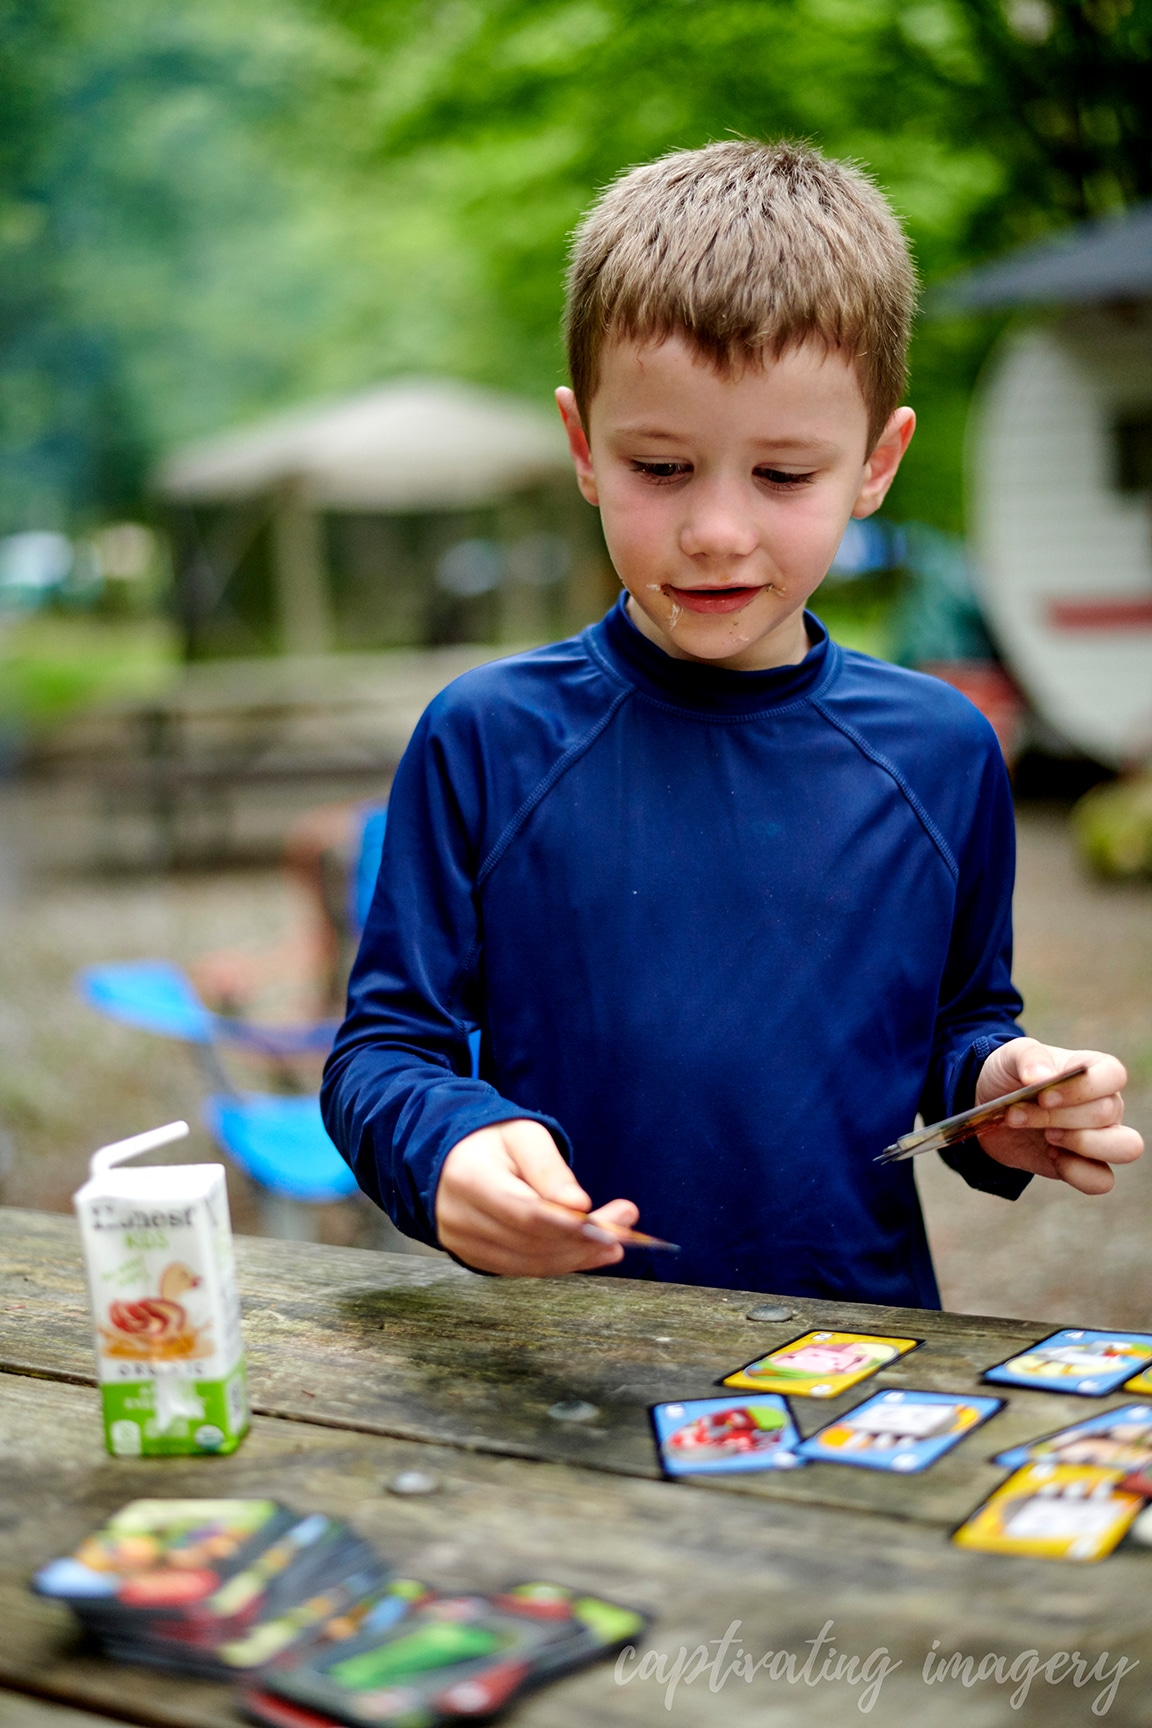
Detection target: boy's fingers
<box><xmin>441</xmin><ymin>1185</ymin><xmax>622</xmax><ymax>1274</ymax></box>
<box><xmin>1049</xmin><ymin>1148</ymin><xmax>1116</xmax><ymax>1196</ymax></box>
<box><xmin>1016</xmin><ymin>1049</ymin><xmax>1126</xmax><ymax>1106</ymax></box>
<box><xmin>1036</xmin><ymin>1054</ymin><xmax>1127</xmax><ymax>1110</ymax></box>
<box><xmin>1007</xmin><ymin>1092</ymin><xmax>1125</xmax><ymax>1132</ymax></box>
<box><xmin>590</xmin><ymin>1197</ymin><xmax>641</xmax><ymax>1229</ymax></box>
<box><xmin>436</xmin><ymin>1124</ymin><xmax>624</xmax><ymax>1274</ymax></box>
<box><xmin>459</xmin><ymin>1220</ymin><xmax>620</xmax><ymax>1275</ymax></box>
<box><xmin>1011</xmin><ymin>1044</ymin><xmax>1062</xmax><ymax>1084</ymax></box>
<box><xmin>1044</xmin><ymin>1124</ymin><xmax>1144</xmax><ymax>1167</ymax></box>
<box><xmin>466</xmin><ymin>1172</ymin><xmax>596</xmax><ymax>1244</ymax></box>
<box><xmin>990</xmin><ymin>1040</ymin><xmax>1128</xmax><ymax>1104</ymax></box>
<box><xmin>449</xmin><ymin>1227</ymin><xmax>620</xmax><ymax>1278</ymax></box>
<box><xmin>436</xmin><ymin>1124</ymin><xmax>640</xmax><ymax>1276</ymax></box>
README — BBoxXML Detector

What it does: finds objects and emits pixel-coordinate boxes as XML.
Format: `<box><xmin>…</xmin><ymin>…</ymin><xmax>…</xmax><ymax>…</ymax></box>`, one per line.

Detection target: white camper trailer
<box><xmin>942</xmin><ymin>204</ymin><xmax>1152</xmax><ymax>769</ymax></box>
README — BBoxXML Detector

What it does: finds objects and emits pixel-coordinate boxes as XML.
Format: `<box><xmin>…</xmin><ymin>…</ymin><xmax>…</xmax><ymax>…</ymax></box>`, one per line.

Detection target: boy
<box><xmin>322</xmin><ymin>141</ymin><xmax>1140</xmax><ymax>1306</ymax></box>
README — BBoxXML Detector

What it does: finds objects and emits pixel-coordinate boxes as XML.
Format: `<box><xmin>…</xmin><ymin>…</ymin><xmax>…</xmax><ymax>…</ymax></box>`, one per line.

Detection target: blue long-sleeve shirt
<box><xmin>322</xmin><ymin>598</ymin><xmax>1027</xmax><ymax>1307</ymax></box>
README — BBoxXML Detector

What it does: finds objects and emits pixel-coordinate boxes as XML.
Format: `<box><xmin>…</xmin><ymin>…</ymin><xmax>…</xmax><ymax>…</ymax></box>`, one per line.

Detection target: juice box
<box><xmin>73</xmin><ymin>1122</ymin><xmax>249</xmax><ymax>1457</ymax></box>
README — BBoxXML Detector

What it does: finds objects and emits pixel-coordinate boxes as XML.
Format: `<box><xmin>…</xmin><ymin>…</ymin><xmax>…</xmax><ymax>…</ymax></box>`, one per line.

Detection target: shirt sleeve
<box><xmin>919</xmin><ymin>736</ymin><xmax>1031</xmax><ymax>1200</ymax></box>
<box><xmin>319</xmin><ymin>705</ymin><xmax>572</xmax><ymax>1247</ymax></box>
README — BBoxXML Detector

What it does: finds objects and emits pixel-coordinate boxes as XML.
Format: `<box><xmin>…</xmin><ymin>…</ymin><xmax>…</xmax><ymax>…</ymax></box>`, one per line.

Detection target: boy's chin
<box><xmin>627</xmin><ymin>593</ymin><xmax>809</xmax><ymax>670</ymax></box>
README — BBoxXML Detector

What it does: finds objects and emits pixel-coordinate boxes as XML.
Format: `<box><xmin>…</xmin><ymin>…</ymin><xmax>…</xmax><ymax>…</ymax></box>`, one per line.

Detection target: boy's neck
<box><xmin>623</xmin><ymin>592</ymin><xmax>814</xmax><ymax>671</ymax></box>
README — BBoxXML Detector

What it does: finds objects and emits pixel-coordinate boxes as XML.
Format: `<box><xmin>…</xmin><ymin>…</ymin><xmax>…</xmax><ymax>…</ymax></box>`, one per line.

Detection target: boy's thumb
<box><xmin>504</xmin><ymin>1121</ymin><xmax>590</xmax><ymax>1212</ymax></box>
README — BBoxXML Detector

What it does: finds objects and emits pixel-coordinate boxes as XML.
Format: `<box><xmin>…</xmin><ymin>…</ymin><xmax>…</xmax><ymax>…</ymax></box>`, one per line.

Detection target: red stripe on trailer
<box><xmin>1048</xmin><ymin>599</ymin><xmax>1152</xmax><ymax>630</ymax></box>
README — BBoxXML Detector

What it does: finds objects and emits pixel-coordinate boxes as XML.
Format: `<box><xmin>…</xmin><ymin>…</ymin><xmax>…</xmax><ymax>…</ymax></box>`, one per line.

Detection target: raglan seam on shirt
<box><xmin>810</xmin><ymin>697</ymin><xmax>960</xmax><ymax>882</ymax></box>
<box><xmin>475</xmin><ymin>684</ymin><xmax>635</xmax><ymax>891</ymax></box>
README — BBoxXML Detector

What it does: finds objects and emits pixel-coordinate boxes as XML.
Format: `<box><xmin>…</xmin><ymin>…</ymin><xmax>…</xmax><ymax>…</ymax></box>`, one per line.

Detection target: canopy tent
<box><xmin>156</xmin><ymin>377</ymin><xmax>572</xmax><ymax>513</ymax></box>
<box><xmin>153</xmin><ymin>378</ymin><xmax>598</xmax><ymax>659</ymax></box>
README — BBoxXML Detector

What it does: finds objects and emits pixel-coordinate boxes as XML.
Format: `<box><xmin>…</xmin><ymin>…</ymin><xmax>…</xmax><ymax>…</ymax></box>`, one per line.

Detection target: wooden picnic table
<box><xmin>1</xmin><ymin>1206</ymin><xmax>1149</xmax><ymax>1727</ymax></box>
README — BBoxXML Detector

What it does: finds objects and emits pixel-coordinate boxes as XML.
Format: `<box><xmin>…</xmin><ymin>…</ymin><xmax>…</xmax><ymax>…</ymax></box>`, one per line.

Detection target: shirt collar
<box><xmin>586</xmin><ymin>593</ymin><xmax>838</xmax><ymax>716</ymax></box>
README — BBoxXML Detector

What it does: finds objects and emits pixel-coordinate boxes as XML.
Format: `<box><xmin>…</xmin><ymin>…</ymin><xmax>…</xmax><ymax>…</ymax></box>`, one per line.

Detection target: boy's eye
<box><xmin>630</xmin><ymin>459</ymin><xmax>691</xmax><ymax>483</ymax></box>
<box><xmin>755</xmin><ymin>467</ymin><xmax>816</xmax><ymax>488</ymax></box>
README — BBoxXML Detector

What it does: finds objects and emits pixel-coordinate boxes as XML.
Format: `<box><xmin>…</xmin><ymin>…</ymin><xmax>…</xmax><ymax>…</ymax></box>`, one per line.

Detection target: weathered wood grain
<box><xmin>0</xmin><ymin>1694</ymin><xmax>140</xmax><ymax>1727</ymax></box>
<box><xmin>0</xmin><ymin>1208</ymin><xmax>1137</xmax><ymax>1528</ymax></box>
<box><xmin>3</xmin><ymin>1374</ymin><xmax>1151</xmax><ymax>1728</ymax></box>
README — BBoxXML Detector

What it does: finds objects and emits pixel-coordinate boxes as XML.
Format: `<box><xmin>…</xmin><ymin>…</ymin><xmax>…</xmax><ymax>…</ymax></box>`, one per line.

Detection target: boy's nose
<box><xmin>678</xmin><ymin>487</ymin><xmax>759</xmax><ymax>562</ymax></box>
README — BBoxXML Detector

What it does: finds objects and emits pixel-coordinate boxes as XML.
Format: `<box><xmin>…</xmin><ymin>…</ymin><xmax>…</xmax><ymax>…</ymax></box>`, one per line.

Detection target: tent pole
<box><xmin>272</xmin><ymin>477</ymin><xmax>333</xmax><ymax>655</ymax></box>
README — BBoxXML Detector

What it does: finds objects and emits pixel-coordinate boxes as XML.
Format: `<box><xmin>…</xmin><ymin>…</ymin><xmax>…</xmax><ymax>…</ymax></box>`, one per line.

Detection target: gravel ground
<box><xmin>917</xmin><ymin>805</ymin><xmax>1152</xmax><ymax>1327</ymax></box>
<box><xmin>0</xmin><ymin>779</ymin><xmax>419</xmax><ymax>1253</ymax></box>
<box><xmin>0</xmin><ymin>781</ymin><xmax>1148</xmax><ymax>1323</ymax></box>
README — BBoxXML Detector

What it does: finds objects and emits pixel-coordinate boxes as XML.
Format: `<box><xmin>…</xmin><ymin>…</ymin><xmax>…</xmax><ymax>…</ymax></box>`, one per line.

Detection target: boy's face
<box><xmin>557</xmin><ymin>335</ymin><xmax>914</xmax><ymax>671</ymax></box>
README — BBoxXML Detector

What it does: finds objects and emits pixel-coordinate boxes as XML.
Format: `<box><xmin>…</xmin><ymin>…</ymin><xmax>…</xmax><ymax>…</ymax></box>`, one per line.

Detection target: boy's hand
<box><xmin>974</xmin><ymin>1038</ymin><xmax>1143</xmax><ymax>1194</ymax></box>
<box><xmin>435</xmin><ymin>1120</ymin><xmax>640</xmax><ymax>1276</ymax></box>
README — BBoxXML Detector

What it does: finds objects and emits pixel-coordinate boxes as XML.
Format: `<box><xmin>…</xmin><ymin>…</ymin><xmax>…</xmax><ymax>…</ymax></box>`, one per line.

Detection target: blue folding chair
<box><xmin>78</xmin><ymin>798</ymin><xmax>475</xmax><ymax>1233</ymax></box>
<box><xmin>78</xmin><ymin>958</ymin><xmax>356</xmax><ymax>1232</ymax></box>
<box><xmin>78</xmin><ymin>959</ymin><xmax>340</xmax><ymax>1063</ymax></box>
<box><xmin>202</xmin><ymin>1093</ymin><xmax>356</xmax><ymax>1240</ymax></box>
<box><xmin>352</xmin><ymin>804</ymin><xmax>388</xmax><ymax>938</ymax></box>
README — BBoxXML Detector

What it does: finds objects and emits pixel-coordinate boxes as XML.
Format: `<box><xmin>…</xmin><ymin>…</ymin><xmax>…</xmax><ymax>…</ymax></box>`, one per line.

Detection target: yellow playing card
<box><xmin>954</xmin><ymin>1463</ymin><xmax>1143</xmax><ymax>1561</ymax></box>
<box><xmin>722</xmin><ymin>1330</ymin><xmax>920</xmax><ymax>1398</ymax></box>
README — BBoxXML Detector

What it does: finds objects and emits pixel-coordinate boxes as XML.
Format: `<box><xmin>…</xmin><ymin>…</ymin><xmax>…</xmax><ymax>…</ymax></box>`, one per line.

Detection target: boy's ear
<box><xmin>555</xmin><ymin>387</ymin><xmax>600</xmax><ymax>506</ymax></box>
<box><xmin>852</xmin><ymin>407</ymin><xmax>915</xmax><ymax>519</ymax></box>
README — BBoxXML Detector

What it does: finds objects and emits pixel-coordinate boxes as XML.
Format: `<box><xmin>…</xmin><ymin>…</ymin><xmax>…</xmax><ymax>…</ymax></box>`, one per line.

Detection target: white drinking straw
<box><xmin>89</xmin><ymin>1120</ymin><xmax>190</xmax><ymax>1179</ymax></box>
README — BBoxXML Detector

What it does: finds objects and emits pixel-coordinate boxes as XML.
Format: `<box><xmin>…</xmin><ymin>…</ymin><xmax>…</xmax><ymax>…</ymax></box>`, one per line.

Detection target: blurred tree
<box><xmin>329</xmin><ymin>0</ymin><xmax>1152</xmax><ymax>528</ymax></box>
<box><xmin>929</xmin><ymin>0</ymin><xmax>1152</xmax><ymax>234</ymax></box>
<box><xmin>0</xmin><ymin>0</ymin><xmax>391</xmax><ymax>535</ymax></box>
<box><xmin>3</xmin><ymin>0</ymin><xmax>1148</xmax><ymax>540</ymax></box>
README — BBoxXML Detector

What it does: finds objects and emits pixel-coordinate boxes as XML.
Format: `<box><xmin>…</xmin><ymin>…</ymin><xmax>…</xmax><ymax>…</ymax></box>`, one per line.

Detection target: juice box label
<box><xmin>101</xmin><ymin>1360</ymin><xmax>249</xmax><ymax>1457</ymax></box>
<box><xmin>73</xmin><ymin>1161</ymin><xmax>248</xmax><ymax>1456</ymax></box>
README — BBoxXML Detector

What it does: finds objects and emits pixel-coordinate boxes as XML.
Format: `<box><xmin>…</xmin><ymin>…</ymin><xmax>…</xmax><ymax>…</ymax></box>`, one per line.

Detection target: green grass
<box><xmin>812</xmin><ymin>586</ymin><xmax>898</xmax><ymax>662</ymax></box>
<box><xmin>0</xmin><ymin>612</ymin><xmax>180</xmax><ymax>730</ymax></box>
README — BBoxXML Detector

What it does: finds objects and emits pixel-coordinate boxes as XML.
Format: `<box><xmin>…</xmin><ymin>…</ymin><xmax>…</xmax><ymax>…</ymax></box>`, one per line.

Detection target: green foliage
<box><xmin>330</xmin><ymin>0</ymin><xmax>1152</xmax><ymax>527</ymax></box>
<box><xmin>0</xmin><ymin>614</ymin><xmax>178</xmax><ymax>726</ymax></box>
<box><xmin>1072</xmin><ymin>773</ymin><xmax>1152</xmax><ymax>879</ymax></box>
<box><xmin>924</xmin><ymin>0</ymin><xmax>1152</xmax><ymax>229</ymax></box>
<box><xmin>0</xmin><ymin>0</ymin><xmax>391</xmax><ymax>533</ymax></box>
<box><xmin>1</xmin><ymin>0</ymin><xmax>1149</xmax><ymax>540</ymax></box>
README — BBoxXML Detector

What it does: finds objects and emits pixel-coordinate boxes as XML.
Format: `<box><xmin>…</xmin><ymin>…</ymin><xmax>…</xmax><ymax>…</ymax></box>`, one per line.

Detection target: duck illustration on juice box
<box><xmin>73</xmin><ymin>1123</ymin><xmax>249</xmax><ymax>1457</ymax></box>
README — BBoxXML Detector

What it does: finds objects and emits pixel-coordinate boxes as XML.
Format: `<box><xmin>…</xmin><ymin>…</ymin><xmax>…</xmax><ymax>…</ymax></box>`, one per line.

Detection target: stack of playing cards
<box><xmin>242</xmin><ymin>1579</ymin><xmax>647</xmax><ymax>1728</ymax></box>
<box><xmin>32</xmin><ymin>1499</ymin><xmax>389</xmax><ymax>1681</ymax></box>
<box><xmin>31</xmin><ymin>1501</ymin><xmax>647</xmax><ymax>1718</ymax></box>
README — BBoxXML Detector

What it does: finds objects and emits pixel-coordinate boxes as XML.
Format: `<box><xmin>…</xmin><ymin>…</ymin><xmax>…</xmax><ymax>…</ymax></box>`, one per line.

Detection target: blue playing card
<box><xmin>993</xmin><ymin>1403</ymin><xmax>1152</xmax><ymax>1472</ymax></box>
<box><xmin>796</xmin><ymin>1389</ymin><xmax>1004</xmax><ymax>1473</ymax></box>
<box><xmin>984</xmin><ymin>1330</ymin><xmax>1152</xmax><ymax>1398</ymax></box>
<box><xmin>650</xmin><ymin>1395</ymin><xmax>804</xmax><ymax>1476</ymax></box>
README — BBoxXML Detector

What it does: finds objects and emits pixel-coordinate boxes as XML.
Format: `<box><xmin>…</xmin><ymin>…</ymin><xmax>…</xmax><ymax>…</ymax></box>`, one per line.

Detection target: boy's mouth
<box><xmin>665</xmin><ymin>584</ymin><xmax>764</xmax><ymax>615</ymax></box>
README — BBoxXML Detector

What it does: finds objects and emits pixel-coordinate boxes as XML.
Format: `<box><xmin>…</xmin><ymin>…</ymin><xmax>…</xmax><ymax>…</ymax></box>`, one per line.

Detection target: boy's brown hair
<box><xmin>565</xmin><ymin>140</ymin><xmax>917</xmax><ymax>448</ymax></box>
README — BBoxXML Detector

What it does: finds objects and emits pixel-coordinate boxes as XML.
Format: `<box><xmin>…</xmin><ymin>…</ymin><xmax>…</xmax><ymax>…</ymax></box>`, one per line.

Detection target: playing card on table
<box><xmin>993</xmin><ymin>1403</ymin><xmax>1152</xmax><ymax>1473</ymax></box>
<box><xmin>722</xmin><ymin>1331</ymin><xmax>920</xmax><ymax>1398</ymax></box>
<box><xmin>984</xmin><ymin>1330</ymin><xmax>1152</xmax><ymax>1398</ymax></box>
<box><xmin>954</xmin><ymin>1463</ymin><xmax>1144</xmax><ymax>1561</ymax></box>
<box><xmin>651</xmin><ymin>1395</ymin><xmax>804</xmax><ymax>1476</ymax></box>
<box><xmin>797</xmin><ymin>1389</ymin><xmax>1003</xmax><ymax>1473</ymax></box>
<box><xmin>247</xmin><ymin>1583</ymin><xmax>644</xmax><ymax>1728</ymax></box>
<box><xmin>31</xmin><ymin>1499</ymin><xmax>293</xmax><ymax>1633</ymax></box>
